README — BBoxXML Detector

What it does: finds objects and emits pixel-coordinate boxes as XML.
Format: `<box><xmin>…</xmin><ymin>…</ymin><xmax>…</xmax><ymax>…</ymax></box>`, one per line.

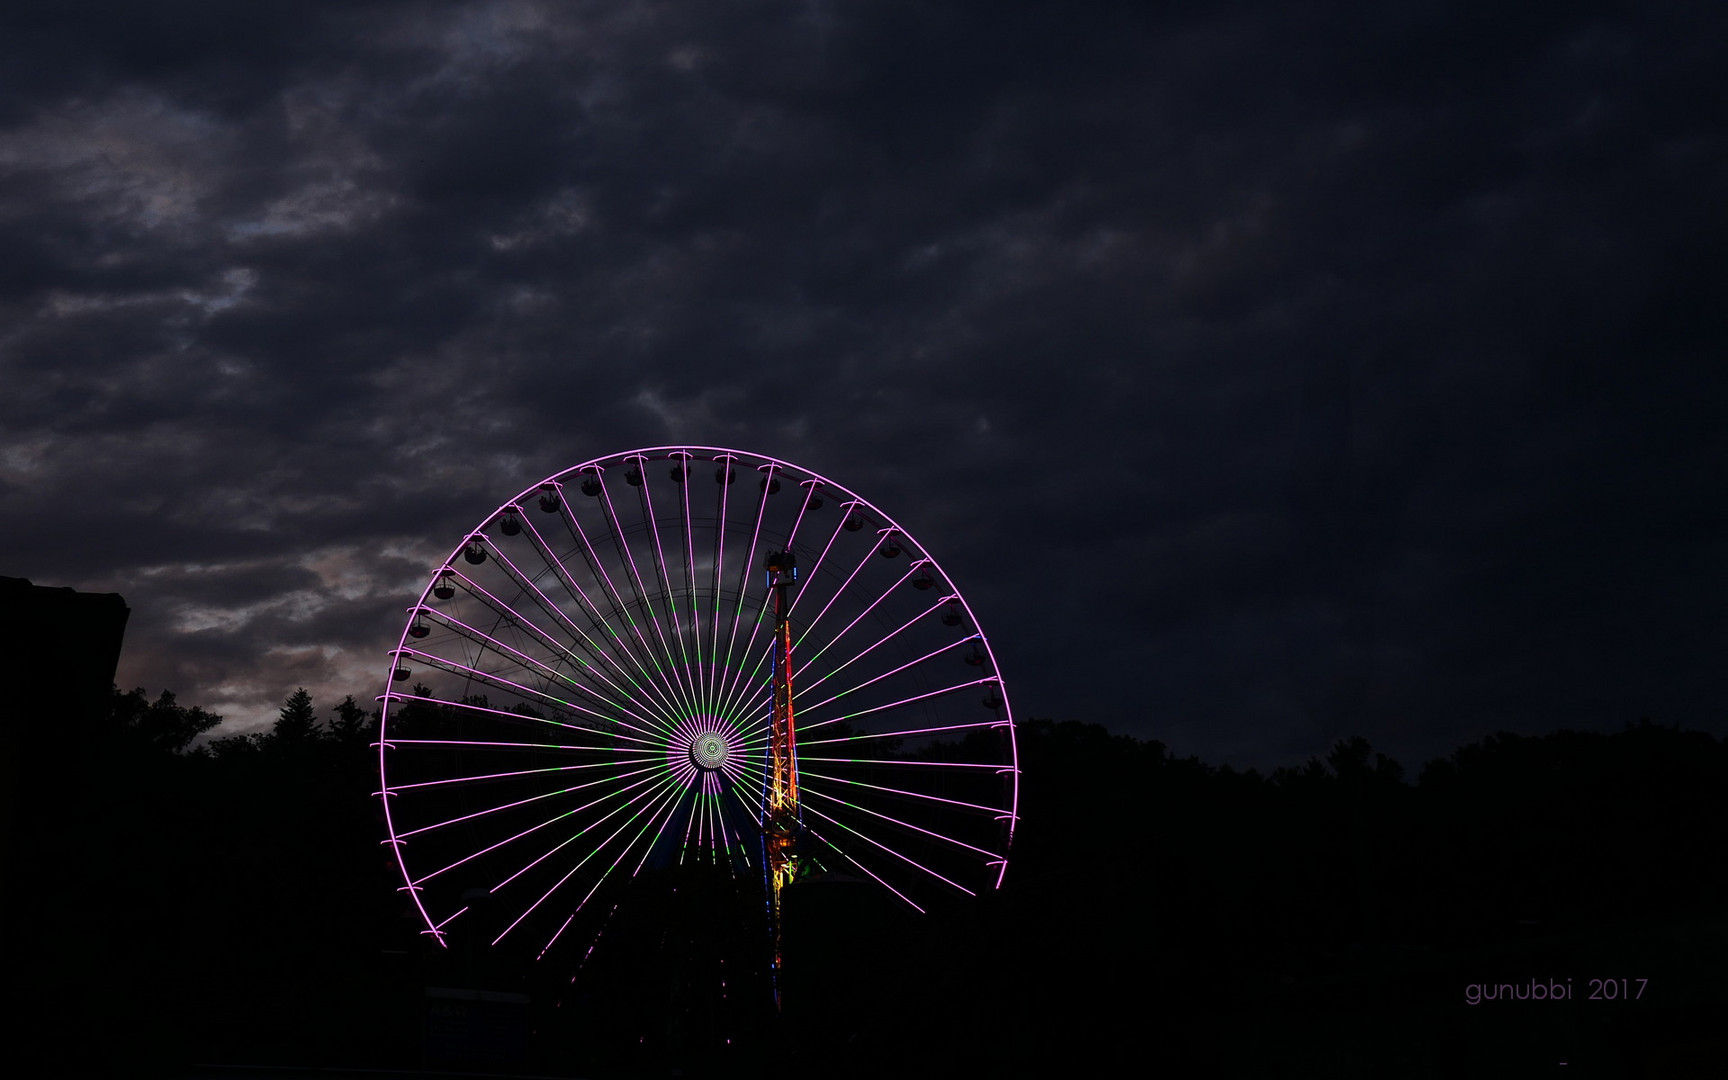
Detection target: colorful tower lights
<box><xmin>763</xmin><ymin>547</ymin><xmax>801</xmax><ymax>998</ymax></box>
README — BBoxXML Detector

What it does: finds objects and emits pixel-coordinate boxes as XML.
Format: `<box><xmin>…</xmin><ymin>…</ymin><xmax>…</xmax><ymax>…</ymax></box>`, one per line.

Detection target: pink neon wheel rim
<box><xmin>377</xmin><ymin>446</ymin><xmax>1019</xmax><ymax>960</ymax></box>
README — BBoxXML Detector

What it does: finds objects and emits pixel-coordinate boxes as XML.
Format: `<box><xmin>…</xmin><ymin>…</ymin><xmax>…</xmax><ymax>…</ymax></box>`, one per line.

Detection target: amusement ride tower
<box><xmin>762</xmin><ymin>548</ymin><xmax>801</xmax><ymax>995</ymax></box>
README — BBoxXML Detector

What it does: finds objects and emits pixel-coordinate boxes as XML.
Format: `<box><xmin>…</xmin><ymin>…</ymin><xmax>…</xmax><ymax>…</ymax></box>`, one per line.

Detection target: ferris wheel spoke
<box><xmin>396</xmin><ymin>759</ymin><xmax>664</xmax><ymax>840</ymax></box>
<box><xmin>800</xmin><ymin>803</ymin><xmax>976</xmax><ymax>896</ymax></box>
<box><xmin>796</xmin><ymin>601</ymin><xmax>966</xmax><ymax>701</ymax></box>
<box><xmin>482</xmin><ymin>526</ymin><xmax>684</xmax><ymax>734</ymax></box>
<box><xmin>798</xmin><ymin>755</ymin><xmax>1011</xmax><ymax>770</ymax></box>
<box><xmin>595</xmin><ymin>470</ymin><xmax>703</xmax><ymax>721</ymax></box>
<box><xmin>676</xmin><ymin>775</ymin><xmax>705</xmax><ymax>861</ymax></box>
<box><xmin>785</xmin><ymin>508</ymin><xmax>878</xmax><ymax>648</ymax></box>
<box><xmin>713</xmin><ymin>463</ymin><xmax>776</xmax><ymax>716</ymax></box>
<box><xmin>707</xmin><ymin>453</ymin><xmax>739</xmax><ymax>712</ymax></box>
<box><xmin>794</xmin><ymin>675</ymin><xmax>1002</xmax><ymax>730</ymax></box>
<box><xmin>724</xmin><ymin>711</ymin><xmax>773</xmax><ymax>751</ymax></box>
<box><xmin>712</xmin><ymin>777</ymin><xmax>752</xmax><ymax>864</ymax></box>
<box><xmin>711</xmin><ymin>473</ymin><xmax>821</xmax><ymax>718</ymax></box>
<box><xmin>782</xmin><ymin>498</ymin><xmax>854</xmax><ymax>627</ymax></box>
<box><xmin>559</xmin><ymin>489</ymin><xmax>702</xmax><ymax>726</ymax></box>
<box><xmin>722</xmin><ymin>748</ymin><xmax>769</xmax><ymax>786</ymax></box>
<box><xmin>382</xmin><ymin>692</ymin><xmax>667</xmax><ymax>752</ymax></box>
<box><xmin>411</xmin><ymin>795</ymin><xmax>601</xmax><ymax>887</ymax></box>
<box><xmin>432</xmin><ymin>906</ymin><xmax>468</xmax><ymax>932</ymax></box>
<box><xmin>437</xmin><ymin>567</ymin><xmax>656</xmax><ymax>722</ymax></box>
<box><xmin>797</xmin><ymin>718</ymin><xmax>1008</xmax><ymax>747</ymax></box>
<box><xmin>386</xmin><ymin>738</ymin><xmax>638</xmax><ymax>751</ymax></box>
<box><xmin>513</xmin><ymin>503</ymin><xmax>689</xmax><ymax>731</ymax></box>
<box><xmin>672</xmin><ymin>452</ymin><xmax>710</xmax><ymax>713</ymax></box>
<box><xmin>799</xmin><ymin>769</ymin><xmax>1013</xmax><ymax>818</ymax></box>
<box><xmin>718</xmin><ymin>622</ymin><xmax>801</xmax><ymax>729</ymax></box>
<box><xmin>393</xmin><ymin>648</ymin><xmax>670</xmax><ymax>746</ymax></box>
<box><xmin>488</xmin><ymin>768</ymin><xmax>682</xmax><ymax>897</ymax></box>
<box><xmin>712</xmin><ymin>630</ymin><xmax>777</xmax><ymax>731</ymax></box>
<box><xmin>799</xmin><ymin>785</ymin><xmax>1004</xmax><ymax>860</ymax></box>
<box><xmin>415</xmin><ymin>607</ymin><xmax>583</xmax><ymax>695</ymax></box>
<box><xmin>719</xmin><ymin>772</ymin><xmax>766</xmax><ymax>829</ymax></box>
<box><xmin>536</xmin><ymin>778</ymin><xmax>692</xmax><ymax>960</ymax></box>
<box><xmin>786</xmin><ymin>477</ymin><xmax>822</xmax><ymax>549</ymax></box>
<box><xmin>714</xmin><ymin>655</ymin><xmax>775</xmax><ymax>733</ymax></box>
<box><xmin>798</xmin><ymin>819</ymin><xmax>928</xmax><ymax>912</ymax></box>
<box><xmin>628</xmin><ymin>454</ymin><xmax>702</xmax><ymax>711</ymax></box>
<box><xmin>391</xmin><ymin>760</ymin><xmax>638</xmax><ymax>793</ymax></box>
<box><xmin>416</xmin><ymin>608</ymin><xmax>668</xmax><ymax>734</ymax></box>
<box><xmin>795</xmin><ymin>634</ymin><xmax>973</xmax><ymax>717</ymax></box>
<box><xmin>725</xmin><ymin>747</ymin><xmax>768</xmax><ymax>787</ymax></box>
<box><xmin>494</xmin><ymin>775</ymin><xmax>687</xmax><ymax>949</ymax></box>
<box><xmin>794</xmin><ymin>560</ymin><xmax>918</xmax><ymax>671</ymax></box>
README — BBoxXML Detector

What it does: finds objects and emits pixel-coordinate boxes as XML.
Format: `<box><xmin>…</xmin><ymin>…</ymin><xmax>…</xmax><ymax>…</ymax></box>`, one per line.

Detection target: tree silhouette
<box><xmin>273</xmin><ymin>686</ymin><xmax>321</xmax><ymax>742</ymax></box>
<box><xmin>9</xmin><ymin>682</ymin><xmax>1724</xmax><ymax>1076</ymax></box>
<box><xmin>329</xmin><ymin>693</ymin><xmax>372</xmax><ymax>746</ymax></box>
<box><xmin>103</xmin><ymin>685</ymin><xmax>223</xmax><ymax>753</ymax></box>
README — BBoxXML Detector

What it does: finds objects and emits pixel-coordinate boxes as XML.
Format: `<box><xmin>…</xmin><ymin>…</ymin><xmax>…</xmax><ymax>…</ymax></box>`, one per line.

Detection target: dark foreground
<box><xmin>5</xmin><ymin>710</ymin><xmax>1727</xmax><ymax>1076</ymax></box>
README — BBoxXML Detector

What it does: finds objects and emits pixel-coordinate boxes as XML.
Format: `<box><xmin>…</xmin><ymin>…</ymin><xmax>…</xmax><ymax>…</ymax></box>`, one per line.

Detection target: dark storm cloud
<box><xmin>2</xmin><ymin>0</ymin><xmax>1722</xmax><ymax>766</ymax></box>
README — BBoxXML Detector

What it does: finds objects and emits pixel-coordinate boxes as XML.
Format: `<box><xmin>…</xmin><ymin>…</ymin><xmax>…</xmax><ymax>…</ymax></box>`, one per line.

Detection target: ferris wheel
<box><xmin>376</xmin><ymin>446</ymin><xmax>1018</xmax><ymax>976</ymax></box>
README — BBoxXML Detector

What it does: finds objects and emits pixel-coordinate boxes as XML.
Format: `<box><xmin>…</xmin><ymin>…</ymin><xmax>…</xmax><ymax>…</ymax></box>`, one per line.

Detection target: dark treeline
<box><xmin>5</xmin><ymin>691</ymin><xmax>1726</xmax><ymax>1075</ymax></box>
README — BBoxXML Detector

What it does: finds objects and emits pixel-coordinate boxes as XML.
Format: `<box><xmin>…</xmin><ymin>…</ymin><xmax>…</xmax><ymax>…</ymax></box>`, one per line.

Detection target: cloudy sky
<box><xmin>3</xmin><ymin>0</ymin><xmax>1723</xmax><ymax>770</ymax></box>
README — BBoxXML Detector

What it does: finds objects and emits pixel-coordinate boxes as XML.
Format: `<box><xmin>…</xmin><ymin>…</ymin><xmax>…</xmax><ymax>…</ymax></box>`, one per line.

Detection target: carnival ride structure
<box><xmin>376</xmin><ymin>447</ymin><xmax>1018</xmax><ymax>999</ymax></box>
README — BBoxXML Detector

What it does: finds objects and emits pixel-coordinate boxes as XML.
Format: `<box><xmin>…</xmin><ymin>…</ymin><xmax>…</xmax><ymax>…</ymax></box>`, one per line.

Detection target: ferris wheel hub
<box><xmin>690</xmin><ymin>732</ymin><xmax>730</xmax><ymax>771</ymax></box>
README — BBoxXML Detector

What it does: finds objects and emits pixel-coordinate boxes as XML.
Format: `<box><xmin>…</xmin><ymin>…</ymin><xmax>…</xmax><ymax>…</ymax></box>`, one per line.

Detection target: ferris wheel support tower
<box><xmin>763</xmin><ymin>548</ymin><xmax>801</xmax><ymax>991</ymax></box>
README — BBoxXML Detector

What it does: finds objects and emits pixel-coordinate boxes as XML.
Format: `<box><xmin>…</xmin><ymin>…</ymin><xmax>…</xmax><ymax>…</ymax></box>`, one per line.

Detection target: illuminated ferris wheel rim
<box><xmin>376</xmin><ymin>444</ymin><xmax>1020</xmax><ymax>959</ymax></box>
<box><xmin>430</xmin><ymin>445</ymin><xmax>1016</xmax><ymax>728</ymax></box>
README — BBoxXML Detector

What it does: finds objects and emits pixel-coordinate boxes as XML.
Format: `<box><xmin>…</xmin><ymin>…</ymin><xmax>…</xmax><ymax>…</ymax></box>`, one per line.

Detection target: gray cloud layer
<box><xmin>3</xmin><ymin>0</ymin><xmax>1723</xmax><ymax>768</ymax></box>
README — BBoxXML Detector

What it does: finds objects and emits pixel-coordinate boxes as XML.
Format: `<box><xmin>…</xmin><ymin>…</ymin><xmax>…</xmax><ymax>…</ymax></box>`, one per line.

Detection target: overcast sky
<box><xmin>2</xmin><ymin>0</ymin><xmax>1723</xmax><ymax>771</ymax></box>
